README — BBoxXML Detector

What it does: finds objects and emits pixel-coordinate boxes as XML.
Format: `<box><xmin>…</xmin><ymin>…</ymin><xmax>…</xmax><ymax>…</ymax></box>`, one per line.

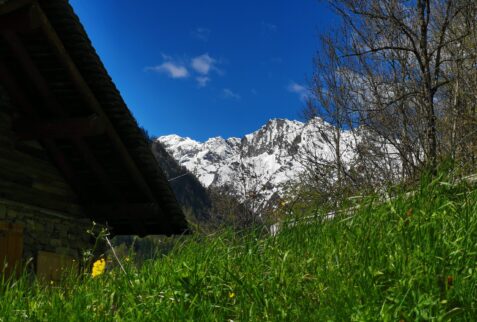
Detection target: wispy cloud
<box><xmin>261</xmin><ymin>21</ymin><xmax>278</xmax><ymax>33</ymax></box>
<box><xmin>287</xmin><ymin>82</ymin><xmax>310</xmax><ymax>101</ymax></box>
<box><xmin>196</xmin><ymin>76</ymin><xmax>210</xmax><ymax>88</ymax></box>
<box><xmin>191</xmin><ymin>27</ymin><xmax>211</xmax><ymax>42</ymax></box>
<box><xmin>160</xmin><ymin>53</ymin><xmax>174</xmax><ymax>61</ymax></box>
<box><xmin>222</xmin><ymin>88</ymin><xmax>241</xmax><ymax>100</ymax></box>
<box><xmin>145</xmin><ymin>62</ymin><xmax>189</xmax><ymax>79</ymax></box>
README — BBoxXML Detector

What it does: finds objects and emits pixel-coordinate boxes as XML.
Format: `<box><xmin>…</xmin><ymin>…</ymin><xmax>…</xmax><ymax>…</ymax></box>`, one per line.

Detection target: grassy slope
<box><xmin>1</xmin><ymin>176</ymin><xmax>477</xmax><ymax>321</ymax></box>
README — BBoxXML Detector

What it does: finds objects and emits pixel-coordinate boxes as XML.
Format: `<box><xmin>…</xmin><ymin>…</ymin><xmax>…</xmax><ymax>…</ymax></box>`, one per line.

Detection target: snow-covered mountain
<box><xmin>156</xmin><ymin>118</ymin><xmax>360</xmax><ymax>207</ymax></box>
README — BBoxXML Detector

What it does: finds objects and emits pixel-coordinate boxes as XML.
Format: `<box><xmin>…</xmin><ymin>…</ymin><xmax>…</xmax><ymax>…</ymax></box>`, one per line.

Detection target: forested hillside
<box><xmin>151</xmin><ymin>139</ymin><xmax>212</xmax><ymax>222</ymax></box>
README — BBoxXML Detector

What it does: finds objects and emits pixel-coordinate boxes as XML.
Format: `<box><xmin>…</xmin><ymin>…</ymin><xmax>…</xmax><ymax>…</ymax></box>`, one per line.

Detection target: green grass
<box><xmin>1</xmin><ymin>175</ymin><xmax>477</xmax><ymax>321</ymax></box>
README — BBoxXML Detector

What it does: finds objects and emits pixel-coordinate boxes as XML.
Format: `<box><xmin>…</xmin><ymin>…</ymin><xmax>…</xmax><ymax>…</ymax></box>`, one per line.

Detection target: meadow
<box><xmin>1</xmin><ymin>174</ymin><xmax>477</xmax><ymax>321</ymax></box>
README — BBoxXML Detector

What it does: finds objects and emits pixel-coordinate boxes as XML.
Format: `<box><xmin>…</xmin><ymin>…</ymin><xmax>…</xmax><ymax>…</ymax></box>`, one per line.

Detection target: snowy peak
<box><xmin>242</xmin><ymin>119</ymin><xmax>304</xmax><ymax>157</ymax></box>
<box><xmin>156</xmin><ymin>117</ymin><xmax>353</xmax><ymax>207</ymax></box>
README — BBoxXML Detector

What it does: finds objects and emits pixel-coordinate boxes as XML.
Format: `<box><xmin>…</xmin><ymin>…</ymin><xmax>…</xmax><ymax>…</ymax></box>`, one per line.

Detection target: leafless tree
<box><xmin>324</xmin><ymin>0</ymin><xmax>476</xmax><ymax>174</ymax></box>
<box><xmin>297</xmin><ymin>0</ymin><xmax>477</xmax><ymax>207</ymax></box>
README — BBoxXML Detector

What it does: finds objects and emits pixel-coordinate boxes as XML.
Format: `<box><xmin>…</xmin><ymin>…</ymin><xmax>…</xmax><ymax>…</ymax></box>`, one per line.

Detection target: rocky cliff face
<box><xmin>156</xmin><ymin>118</ymin><xmax>359</xmax><ymax>207</ymax></box>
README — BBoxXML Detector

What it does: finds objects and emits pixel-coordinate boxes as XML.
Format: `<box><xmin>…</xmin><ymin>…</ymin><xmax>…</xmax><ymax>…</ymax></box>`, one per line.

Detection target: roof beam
<box><xmin>31</xmin><ymin>4</ymin><xmax>156</xmax><ymax>202</ymax></box>
<box><xmin>0</xmin><ymin>0</ymin><xmax>35</xmax><ymax>17</ymax></box>
<box><xmin>0</xmin><ymin>58</ymin><xmax>89</xmax><ymax>200</ymax></box>
<box><xmin>12</xmin><ymin>115</ymin><xmax>106</xmax><ymax>140</ymax></box>
<box><xmin>1</xmin><ymin>31</ymin><xmax>121</xmax><ymax>201</ymax></box>
<box><xmin>0</xmin><ymin>5</ymin><xmax>40</xmax><ymax>32</ymax></box>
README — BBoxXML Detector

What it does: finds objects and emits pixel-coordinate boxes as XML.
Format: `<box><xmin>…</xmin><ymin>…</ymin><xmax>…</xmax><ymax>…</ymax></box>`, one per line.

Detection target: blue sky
<box><xmin>69</xmin><ymin>0</ymin><xmax>337</xmax><ymax>141</ymax></box>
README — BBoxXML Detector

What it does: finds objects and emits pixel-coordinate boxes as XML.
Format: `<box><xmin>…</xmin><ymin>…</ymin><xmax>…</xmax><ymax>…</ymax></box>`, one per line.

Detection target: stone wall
<box><xmin>0</xmin><ymin>198</ymin><xmax>93</xmax><ymax>267</ymax></box>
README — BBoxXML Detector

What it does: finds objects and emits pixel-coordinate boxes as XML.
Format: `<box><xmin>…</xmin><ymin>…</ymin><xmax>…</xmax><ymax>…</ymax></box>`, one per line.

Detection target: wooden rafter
<box><xmin>31</xmin><ymin>4</ymin><xmax>156</xmax><ymax>202</ymax></box>
<box><xmin>12</xmin><ymin>115</ymin><xmax>105</xmax><ymax>140</ymax></box>
<box><xmin>0</xmin><ymin>0</ymin><xmax>34</xmax><ymax>17</ymax></box>
<box><xmin>0</xmin><ymin>5</ymin><xmax>40</xmax><ymax>33</ymax></box>
<box><xmin>1</xmin><ymin>31</ymin><xmax>120</xmax><ymax>201</ymax></box>
<box><xmin>0</xmin><ymin>58</ymin><xmax>88</xmax><ymax>200</ymax></box>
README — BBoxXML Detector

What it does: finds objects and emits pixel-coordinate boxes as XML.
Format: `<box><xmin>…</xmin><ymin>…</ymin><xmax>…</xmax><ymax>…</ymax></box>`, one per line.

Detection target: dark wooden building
<box><xmin>0</xmin><ymin>0</ymin><xmax>188</xmax><ymax>278</ymax></box>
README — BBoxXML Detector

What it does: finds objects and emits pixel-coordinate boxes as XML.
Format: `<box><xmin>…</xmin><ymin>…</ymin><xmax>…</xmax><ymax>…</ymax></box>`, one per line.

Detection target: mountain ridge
<box><xmin>156</xmin><ymin>117</ymin><xmax>360</xmax><ymax>209</ymax></box>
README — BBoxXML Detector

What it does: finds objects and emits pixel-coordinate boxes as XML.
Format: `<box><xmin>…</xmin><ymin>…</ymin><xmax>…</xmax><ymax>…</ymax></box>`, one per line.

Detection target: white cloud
<box><xmin>222</xmin><ymin>88</ymin><xmax>241</xmax><ymax>100</ymax></box>
<box><xmin>196</xmin><ymin>76</ymin><xmax>210</xmax><ymax>87</ymax></box>
<box><xmin>146</xmin><ymin>62</ymin><xmax>189</xmax><ymax>79</ymax></box>
<box><xmin>191</xmin><ymin>53</ymin><xmax>216</xmax><ymax>75</ymax></box>
<box><xmin>191</xmin><ymin>27</ymin><xmax>211</xmax><ymax>42</ymax></box>
<box><xmin>146</xmin><ymin>53</ymin><xmax>223</xmax><ymax>88</ymax></box>
<box><xmin>287</xmin><ymin>82</ymin><xmax>310</xmax><ymax>101</ymax></box>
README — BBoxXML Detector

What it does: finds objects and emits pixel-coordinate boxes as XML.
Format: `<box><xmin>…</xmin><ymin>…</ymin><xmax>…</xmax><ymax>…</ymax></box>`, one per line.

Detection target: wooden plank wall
<box><xmin>0</xmin><ymin>105</ymin><xmax>84</xmax><ymax>216</ymax></box>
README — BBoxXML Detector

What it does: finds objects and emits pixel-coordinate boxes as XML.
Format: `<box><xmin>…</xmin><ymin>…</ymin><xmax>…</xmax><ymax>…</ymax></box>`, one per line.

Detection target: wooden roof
<box><xmin>0</xmin><ymin>0</ymin><xmax>188</xmax><ymax>236</ymax></box>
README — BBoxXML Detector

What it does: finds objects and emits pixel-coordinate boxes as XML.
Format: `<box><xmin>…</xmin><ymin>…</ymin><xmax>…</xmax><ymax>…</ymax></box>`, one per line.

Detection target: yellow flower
<box><xmin>228</xmin><ymin>292</ymin><xmax>235</xmax><ymax>299</ymax></box>
<box><xmin>91</xmin><ymin>258</ymin><xmax>106</xmax><ymax>278</ymax></box>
